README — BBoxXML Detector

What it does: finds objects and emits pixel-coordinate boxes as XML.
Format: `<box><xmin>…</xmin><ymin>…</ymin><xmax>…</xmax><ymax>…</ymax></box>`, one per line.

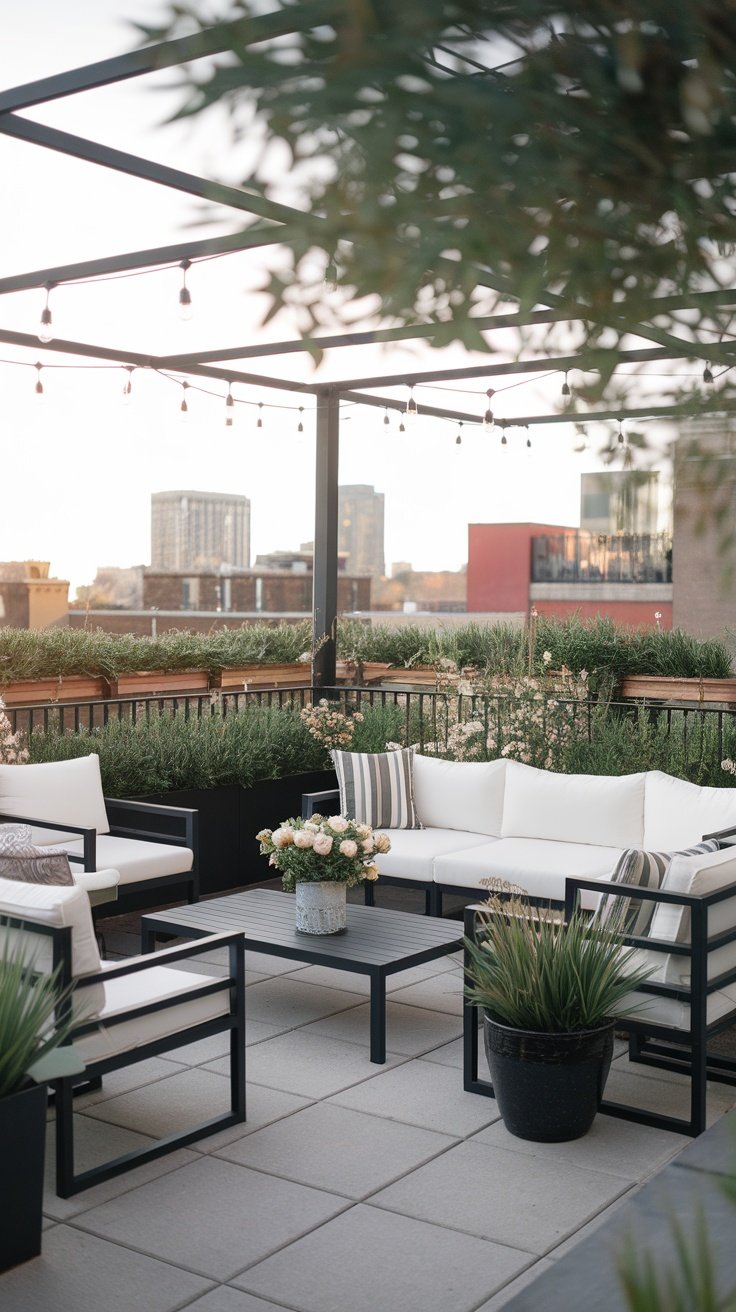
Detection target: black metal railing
<box><xmin>6</xmin><ymin>684</ymin><xmax>736</xmax><ymax>781</ymax></box>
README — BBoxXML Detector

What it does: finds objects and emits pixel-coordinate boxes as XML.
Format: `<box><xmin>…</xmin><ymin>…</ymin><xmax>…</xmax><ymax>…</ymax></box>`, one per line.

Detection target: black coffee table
<box><xmin>141</xmin><ymin>888</ymin><xmax>464</xmax><ymax>1062</ymax></box>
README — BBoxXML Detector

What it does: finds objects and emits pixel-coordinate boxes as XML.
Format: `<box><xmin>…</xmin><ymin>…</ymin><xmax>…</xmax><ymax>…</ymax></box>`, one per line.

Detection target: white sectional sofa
<box><xmin>306</xmin><ymin>754</ymin><xmax>736</xmax><ymax>915</ymax></box>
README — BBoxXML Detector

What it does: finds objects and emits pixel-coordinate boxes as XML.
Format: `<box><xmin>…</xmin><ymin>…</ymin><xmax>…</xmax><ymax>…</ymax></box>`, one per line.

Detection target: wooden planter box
<box><xmin>211</xmin><ymin>663</ymin><xmax>309</xmax><ymax>691</ymax></box>
<box><xmin>106</xmin><ymin>669</ymin><xmax>210</xmax><ymax>698</ymax></box>
<box><xmin>335</xmin><ymin>661</ymin><xmax>393</xmax><ymax>686</ymax></box>
<box><xmin>0</xmin><ymin>675</ymin><xmax>108</xmax><ymax>705</ymax></box>
<box><xmin>376</xmin><ymin>667</ymin><xmax>438</xmax><ymax>689</ymax></box>
<box><xmin>621</xmin><ymin>675</ymin><xmax>736</xmax><ymax>704</ymax></box>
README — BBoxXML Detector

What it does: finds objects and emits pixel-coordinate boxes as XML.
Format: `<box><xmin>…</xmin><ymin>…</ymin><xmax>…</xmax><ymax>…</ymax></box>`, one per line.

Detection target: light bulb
<box><xmin>500</xmin><ymin>431</ymin><xmax>507</xmax><ymax>446</ymax></box>
<box><xmin>34</xmin><ymin>364</ymin><xmax>44</xmax><ymax>398</ymax></box>
<box><xmin>399</xmin><ymin>420</ymin><xmax>406</xmax><ymax>433</ymax></box>
<box><xmin>297</xmin><ymin>406</ymin><xmax>304</xmax><ymax>433</ymax></box>
<box><xmin>178</xmin><ymin>260</ymin><xmax>193</xmax><ymax>321</ymax></box>
<box><xmin>405</xmin><ymin>386</ymin><xmax>418</xmax><ymax>421</ymax></box>
<box><xmin>561</xmin><ymin>372</ymin><xmax>571</xmax><ymax>397</ymax></box>
<box><xmin>225</xmin><ymin>387</ymin><xmax>235</xmax><ymax>427</ymax></box>
<box><xmin>122</xmin><ymin>367</ymin><xmax>134</xmax><ymax>404</ymax></box>
<box><xmin>180</xmin><ymin>382</ymin><xmax>189</xmax><ymax>421</ymax></box>
<box><xmin>483</xmin><ymin>388</ymin><xmax>495</xmax><ymax>430</ymax></box>
<box><xmin>256</xmin><ymin>402</ymin><xmax>264</xmax><ymax>429</ymax></box>
<box><xmin>38</xmin><ymin>284</ymin><xmax>54</xmax><ymax>344</ymax></box>
<box><xmin>383</xmin><ymin>409</ymin><xmax>390</xmax><ymax>427</ymax></box>
<box><xmin>703</xmin><ymin>364</ymin><xmax>714</xmax><ymax>385</ymax></box>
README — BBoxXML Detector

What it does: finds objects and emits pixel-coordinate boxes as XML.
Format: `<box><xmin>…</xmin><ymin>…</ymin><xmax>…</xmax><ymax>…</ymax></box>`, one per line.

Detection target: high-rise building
<box><xmin>338</xmin><ymin>484</ymin><xmax>385</xmax><ymax>578</ymax></box>
<box><xmin>151</xmin><ymin>491</ymin><xmax>250</xmax><ymax>571</ymax></box>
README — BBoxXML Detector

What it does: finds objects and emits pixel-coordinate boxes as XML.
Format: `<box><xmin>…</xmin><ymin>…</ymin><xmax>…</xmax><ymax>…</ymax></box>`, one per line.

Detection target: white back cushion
<box><xmin>0</xmin><ymin>875</ymin><xmax>101</xmax><ymax>979</ymax></box>
<box><xmin>643</xmin><ymin>771</ymin><xmax>736</xmax><ymax>850</ymax></box>
<box><xmin>412</xmin><ymin>756</ymin><xmax>506</xmax><ymax>836</ymax></box>
<box><xmin>0</xmin><ymin>755</ymin><xmax>109</xmax><ymax>845</ymax></box>
<box><xmin>645</xmin><ymin>846</ymin><xmax>736</xmax><ymax>985</ymax></box>
<box><xmin>500</xmin><ymin>761</ymin><xmax>646</xmax><ymax>848</ymax></box>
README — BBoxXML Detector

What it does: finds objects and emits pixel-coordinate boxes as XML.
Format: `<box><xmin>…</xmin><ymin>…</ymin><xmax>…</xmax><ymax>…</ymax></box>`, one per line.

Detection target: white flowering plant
<box><xmin>256</xmin><ymin>815</ymin><xmax>390</xmax><ymax>892</ymax></box>
<box><xmin>0</xmin><ymin>696</ymin><xmax>29</xmax><ymax>765</ymax></box>
<box><xmin>300</xmin><ymin>699</ymin><xmax>364</xmax><ymax>751</ymax></box>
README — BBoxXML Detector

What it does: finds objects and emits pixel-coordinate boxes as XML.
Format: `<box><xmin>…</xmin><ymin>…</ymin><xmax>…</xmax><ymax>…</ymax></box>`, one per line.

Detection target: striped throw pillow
<box><xmin>331</xmin><ymin>748</ymin><xmax>420</xmax><ymax>829</ymax></box>
<box><xmin>598</xmin><ymin>840</ymin><xmax>720</xmax><ymax>937</ymax></box>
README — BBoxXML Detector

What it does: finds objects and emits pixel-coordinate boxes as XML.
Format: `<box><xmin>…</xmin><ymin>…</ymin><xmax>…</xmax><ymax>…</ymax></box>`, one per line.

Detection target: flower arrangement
<box><xmin>300</xmin><ymin>699</ymin><xmax>364</xmax><ymax>751</ymax></box>
<box><xmin>0</xmin><ymin>696</ymin><xmax>29</xmax><ymax>765</ymax></box>
<box><xmin>257</xmin><ymin>815</ymin><xmax>390</xmax><ymax>892</ymax></box>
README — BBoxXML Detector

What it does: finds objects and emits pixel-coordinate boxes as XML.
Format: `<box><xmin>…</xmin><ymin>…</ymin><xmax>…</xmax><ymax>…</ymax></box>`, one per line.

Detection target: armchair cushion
<box><xmin>62</xmin><ymin>835</ymin><xmax>193</xmax><ymax>886</ymax></box>
<box><xmin>74</xmin><ymin>961</ymin><xmax>232</xmax><ymax>1063</ymax></box>
<box><xmin>0</xmin><ymin>875</ymin><xmax>104</xmax><ymax>1015</ymax></box>
<box><xmin>647</xmin><ymin>846</ymin><xmax>736</xmax><ymax>984</ymax></box>
<box><xmin>0</xmin><ymin>754</ymin><xmax>109</xmax><ymax>844</ymax></box>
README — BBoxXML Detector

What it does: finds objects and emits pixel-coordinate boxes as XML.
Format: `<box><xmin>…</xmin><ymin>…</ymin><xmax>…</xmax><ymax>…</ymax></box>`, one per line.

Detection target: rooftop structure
<box><xmin>151</xmin><ymin>491</ymin><xmax>251</xmax><ymax>572</ymax></box>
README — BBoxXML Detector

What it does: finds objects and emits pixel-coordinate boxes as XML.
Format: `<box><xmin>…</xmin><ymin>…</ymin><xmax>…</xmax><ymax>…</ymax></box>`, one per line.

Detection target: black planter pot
<box><xmin>483</xmin><ymin>1014</ymin><xmax>615</xmax><ymax>1143</ymax></box>
<box><xmin>0</xmin><ymin>1082</ymin><xmax>47</xmax><ymax>1272</ymax></box>
<box><xmin>139</xmin><ymin>770</ymin><xmax>337</xmax><ymax>898</ymax></box>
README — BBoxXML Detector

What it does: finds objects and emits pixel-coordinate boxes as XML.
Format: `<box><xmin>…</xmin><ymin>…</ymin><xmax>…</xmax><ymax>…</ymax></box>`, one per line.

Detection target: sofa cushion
<box><xmin>434</xmin><ymin>836</ymin><xmax>622</xmax><ymax>905</ymax></box>
<box><xmin>331</xmin><ymin>747</ymin><xmax>419</xmax><ymax>829</ymax></box>
<box><xmin>0</xmin><ymin>755</ymin><xmax>110</xmax><ymax>845</ymax></box>
<box><xmin>62</xmin><ymin>835</ymin><xmax>193</xmax><ymax>886</ymax></box>
<box><xmin>412</xmin><ymin>755</ymin><xmax>506</xmax><ymax>836</ymax></box>
<box><xmin>374</xmin><ymin>827</ymin><xmax>492</xmax><ymax>884</ymax></box>
<box><xmin>500</xmin><ymin>761</ymin><xmax>646</xmax><ymax>849</ymax></box>
<box><xmin>643</xmin><ymin>846</ymin><xmax>736</xmax><ymax>985</ymax></box>
<box><xmin>598</xmin><ymin>841</ymin><xmax>720</xmax><ymax>937</ymax></box>
<box><xmin>615</xmin><ymin>981</ymin><xmax>736</xmax><ymax>1032</ymax></box>
<box><xmin>643</xmin><ymin>771</ymin><xmax>736</xmax><ymax>850</ymax></box>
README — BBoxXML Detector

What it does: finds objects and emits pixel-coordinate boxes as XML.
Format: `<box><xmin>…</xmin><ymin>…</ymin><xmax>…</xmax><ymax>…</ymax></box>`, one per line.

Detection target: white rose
<box><xmin>272</xmin><ymin>827</ymin><xmax>294</xmax><ymax>848</ymax></box>
<box><xmin>339</xmin><ymin>839</ymin><xmax>358</xmax><ymax>858</ymax></box>
<box><xmin>293</xmin><ymin>829</ymin><xmax>315</xmax><ymax>848</ymax></box>
<box><xmin>313</xmin><ymin>834</ymin><xmax>333</xmax><ymax>855</ymax></box>
<box><xmin>328</xmin><ymin>816</ymin><xmax>349</xmax><ymax>833</ymax></box>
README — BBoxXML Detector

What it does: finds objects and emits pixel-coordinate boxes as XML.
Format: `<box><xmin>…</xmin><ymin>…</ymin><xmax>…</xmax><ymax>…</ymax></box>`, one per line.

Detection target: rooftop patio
<box><xmin>1</xmin><ymin>883</ymin><xmax>733</xmax><ymax>1312</ymax></box>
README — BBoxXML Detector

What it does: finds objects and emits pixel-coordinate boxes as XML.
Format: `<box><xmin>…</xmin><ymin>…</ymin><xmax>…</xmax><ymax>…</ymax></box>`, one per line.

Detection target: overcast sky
<box><xmin>0</xmin><ymin>2</ymin><xmax>676</xmax><ymax>594</ymax></box>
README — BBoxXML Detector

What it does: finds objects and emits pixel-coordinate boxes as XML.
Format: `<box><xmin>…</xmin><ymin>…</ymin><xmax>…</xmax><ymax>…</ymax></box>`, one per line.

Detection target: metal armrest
<box><xmin>104</xmin><ymin>797</ymin><xmax>197</xmax><ymax>851</ymax></box>
<box><xmin>302</xmin><ymin>788</ymin><xmax>340</xmax><ymax>818</ymax></box>
<box><xmin>74</xmin><ymin>931</ymin><xmax>243</xmax><ymax>984</ymax></box>
<box><xmin>703</xmin><ymin>824</ymin><xmax>736</xmax><ymax>847</ymax></box>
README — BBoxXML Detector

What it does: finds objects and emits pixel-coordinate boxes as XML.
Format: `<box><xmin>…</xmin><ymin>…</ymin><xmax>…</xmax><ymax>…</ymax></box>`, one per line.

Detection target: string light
<box><xmin>561</xmin><ymin>371</ymin><xmax>571</xmax><ymax>397</ymax></box>
<box><xmin>38</xmin><ymin>284</ymin><xmax>54</xmax><ymax>344</ymax></box>
<box><xmin>178</xmin><ymin>260</ymin><xmax>193</xmax><ymax>321</ymax></box>
<box><xmin>324</xmin><ymin>256</ymin><xmax>339</xmax><ymax>293</ymax></box>
<box><xmin>618</xmin><ymin>420</ymin><xmax>625</xmax><ymax>446</ymax></box>
<box><xmin>399</xmin><ymin>418</ymin><xmax>406</xmax><ymax>433</ymax></box>
<box><xmin>122</xmin><ymin>365</ymin><xmax>134</xmax><ymax>403</ymax></box>
<box><xmin>383</xmin><ymin>408</ymin><xmax>390</xmax><ymax>427</ymax></box>
<box><xmin>180</xmin><ymin>380</ymin><xmax>189</xmax><ymax>419</ymax></box>
<box><xmin>34</xmin><ymin>362</ymin><xmax>44</xmax><ymax>397</ymax></box>
<box><xmin>703</xmin><ymin>363</ymin><xmax>714</xmax><ymax>385</ymax></box>
<box><xmin>225</xmin><ymin>384</ymin><xmax>235</xmax><ymax>427</ymax></box>
<box><xmin>456</xmin><ymin>422</ymin><xmax>463</xmax><ymax>446</ymax></box>
<box><xmin>483</xmin><ymin>388</ymin><xmax>495</xmax><ymax>430</ymax></box>
<box><xmin>405</xmin><ymin>385</ymin><xmax>418</xmax><ymax>420</ymax></box>
<box><xmin>500</xmin><ymin>423</ymin><xmax>507</xmax><ymax>446</ymax></box>
<box><xmin>297</xmin><ymin>405</ymin><xmax>304</xmax><ymax>433</ymax></box>
<box><xmin>525</xmin><ymin>428</ymin><xmax>532</xmax><ymax>449</ymax></box>
<box><xmin>256</xmin><ymin>402</ymin><xmax>264</xmax><ymax>429</ymax></box>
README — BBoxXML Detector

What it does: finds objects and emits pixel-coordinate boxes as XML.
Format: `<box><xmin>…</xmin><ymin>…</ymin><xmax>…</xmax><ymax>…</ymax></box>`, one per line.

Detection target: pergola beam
<box><xmin>0</xmin><ymin>6</ymin><xmax>340</xmax><ymax>114</ymax></box>
<box><xmin>0</xmin><ymin>227</ymin><xmax>285</xmax><ymax>295</ymax></box>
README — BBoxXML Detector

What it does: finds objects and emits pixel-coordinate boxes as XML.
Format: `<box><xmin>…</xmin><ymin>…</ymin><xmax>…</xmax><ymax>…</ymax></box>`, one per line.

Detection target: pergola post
<box><xmin>312</xmin><ymin>388</ymin><xmax>340</xmax><ymax>687</ymax></box>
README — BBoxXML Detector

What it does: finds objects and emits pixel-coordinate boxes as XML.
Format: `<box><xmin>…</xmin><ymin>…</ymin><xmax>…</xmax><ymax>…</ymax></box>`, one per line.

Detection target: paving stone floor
<box><xmin>3</xmin><ymin>883</ymin><xmax>736</xmax><ymax>1312</ymax></box>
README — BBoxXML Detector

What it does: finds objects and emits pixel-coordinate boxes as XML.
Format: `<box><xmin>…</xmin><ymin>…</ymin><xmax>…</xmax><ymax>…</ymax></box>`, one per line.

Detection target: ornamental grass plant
<box><xmin>464</xmin><ymin>890</ymin><xmax>653</xmax><ymax>1034</ymax></box>
<box><xmin>0</xmin><ymin>940</ymin><xmax>77</xmax><ymax>1098</ymax></box>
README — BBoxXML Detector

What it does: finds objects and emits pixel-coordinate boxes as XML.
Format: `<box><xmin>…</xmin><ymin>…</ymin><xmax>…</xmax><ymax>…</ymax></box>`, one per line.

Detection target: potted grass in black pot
<box><xmin>464</xmin><ymin>890</ymin><xmax>652</xmax><ymax>1143</ymax></box>
<box><xmin>0</xmin><ymin>942</ymin><xmax>82</xmax><ymax>1272</ymax></box>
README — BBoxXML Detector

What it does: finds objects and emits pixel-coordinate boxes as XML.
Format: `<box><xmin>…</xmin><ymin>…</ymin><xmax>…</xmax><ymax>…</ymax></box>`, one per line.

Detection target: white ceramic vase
<box><xmin>295</xmin><ymin>881</ymin><xmax>347</xmax><ymax>935</ymax></box>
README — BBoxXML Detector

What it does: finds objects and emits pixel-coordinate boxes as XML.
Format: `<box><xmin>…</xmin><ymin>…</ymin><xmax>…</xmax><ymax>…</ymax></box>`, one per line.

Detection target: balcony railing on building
<box><xmin>531</xmin><ymin>531</ymin><xmax>672</xmax><ymax>585</ymax></box>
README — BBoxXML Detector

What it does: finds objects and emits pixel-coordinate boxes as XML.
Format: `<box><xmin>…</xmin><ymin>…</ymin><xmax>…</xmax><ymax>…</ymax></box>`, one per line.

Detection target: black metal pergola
<box><xmin>2</xmin><ymin>12</ymin><xmax>736</xmax><ymax>682</ymax></box>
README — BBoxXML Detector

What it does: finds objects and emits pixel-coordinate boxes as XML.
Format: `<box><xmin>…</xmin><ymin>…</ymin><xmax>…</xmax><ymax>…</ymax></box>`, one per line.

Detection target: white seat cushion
<box><xmin>62</xmin><ymin>836</ymin><xmax>193</xmax><ymax>886</ymax></box>
<box><xmin>616</xmin><ymin>981</ymin><xmax>736</xmax><ymax>1032</ymax></box>
<box><xmin>434</xmin><ymin>836</ymin><xmax>622</xmax><ymax>904</ymax></box>
<box><xmin>643</xmin><ymin>846</ymin><xmax>736</xmax><ymax>985</ymax></box>
<box><xmin>501</xmin><ymin>761</ymin><xmax>645</xmax><ymax>849</ymax></box>
<box><xmin>375</xmin><ymin>827</ymin><xmax>492</xmax><ymax>883</ymax></box>
<box><xmin>413</xmin><ymin>756</ymin><xmax>506</xmax><ymax>836</ymax></box>
<box><xmin>74</xmin><ymin>962</ymin><xmax>230</xmax><ymax>1063</ymax></box>
<box><xmin>0</xmin><ymin>754</ymin><xmax>109</xmax><ymax>844</ymax></box>
<box><xmin>643</xmin><ymin>771</ymin><xmax>736</xmax><ymax>850</ymax></box>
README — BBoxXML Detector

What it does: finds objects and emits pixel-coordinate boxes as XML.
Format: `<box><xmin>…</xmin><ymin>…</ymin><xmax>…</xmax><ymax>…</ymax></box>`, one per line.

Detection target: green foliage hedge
<box><xmin>0</xmin><ymin>617</ymin><xmax>731</xmax><ymax>684</ymax></box>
